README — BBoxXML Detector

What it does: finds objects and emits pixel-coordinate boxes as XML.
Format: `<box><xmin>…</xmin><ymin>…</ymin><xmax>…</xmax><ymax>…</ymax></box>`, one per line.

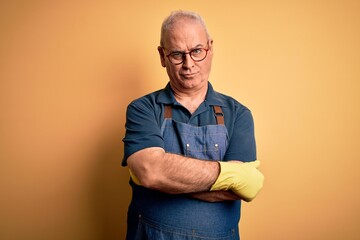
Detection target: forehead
<box><xmin>163</xmin><ymin>19</ymin><xmax>208</xmax><ymax>49</ymax></box>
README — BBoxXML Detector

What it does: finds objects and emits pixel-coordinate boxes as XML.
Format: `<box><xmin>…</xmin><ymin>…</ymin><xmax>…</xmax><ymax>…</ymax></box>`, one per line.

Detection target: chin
<box><xmin>182</xmin><ymin>79</ymin><xmax>205</xmax><ymax>89</ymax></box>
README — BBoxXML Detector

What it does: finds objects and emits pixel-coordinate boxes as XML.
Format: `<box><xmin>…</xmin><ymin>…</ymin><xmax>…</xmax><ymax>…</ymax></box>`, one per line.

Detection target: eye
<box><xmin>170</xmin><ymin>51</ymin><xmax>184</xmax><ymax>60</ymax></box>
<box><xmin>191</xmin><ymin>48</ymin><xmax>203</xmax><ymax>55</ymax></box>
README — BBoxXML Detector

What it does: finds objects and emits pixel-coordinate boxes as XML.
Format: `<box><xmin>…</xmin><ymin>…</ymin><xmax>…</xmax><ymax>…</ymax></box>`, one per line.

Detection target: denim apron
<box><xmin>126</xmin><ymin>105</ymin><xmax>240</xmax><ymax>240</ymax></box>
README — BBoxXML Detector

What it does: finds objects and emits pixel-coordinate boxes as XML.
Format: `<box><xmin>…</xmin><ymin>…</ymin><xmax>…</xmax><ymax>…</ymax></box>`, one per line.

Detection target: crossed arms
<box><xmin>127</xmin><ymin>147</ymin><xmax>263</xmax><ymax>202</ymax></box>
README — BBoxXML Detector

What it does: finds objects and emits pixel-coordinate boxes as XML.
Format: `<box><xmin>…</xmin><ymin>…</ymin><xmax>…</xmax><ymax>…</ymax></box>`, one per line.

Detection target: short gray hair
<box><xmin>160</xmin><ymin>10</ymin><xmax>211</xmax><ymax>47</ymax></box>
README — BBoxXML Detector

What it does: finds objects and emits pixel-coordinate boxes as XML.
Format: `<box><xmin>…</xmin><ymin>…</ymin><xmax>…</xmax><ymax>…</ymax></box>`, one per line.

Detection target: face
<box><xmin>158</xmin><ymin>19</ymin><xmax>213</xmax><ymax>93</ymax></box>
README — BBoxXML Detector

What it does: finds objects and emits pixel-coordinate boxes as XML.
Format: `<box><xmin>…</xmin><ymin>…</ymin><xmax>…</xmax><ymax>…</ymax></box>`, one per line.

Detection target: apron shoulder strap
<box><xmin>164</xmin><ymin>104</ymin><xmax>224</xmax><ymax>125</ymax></box>
<box><xmin>213</xmin><ymin>106</ymin><xmax>225</xmax><ymax>125</ymax></box>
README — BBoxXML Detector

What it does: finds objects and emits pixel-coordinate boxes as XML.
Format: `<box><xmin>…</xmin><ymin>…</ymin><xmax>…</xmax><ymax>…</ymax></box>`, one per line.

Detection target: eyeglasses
<box><xmin>161</xmin><ymin>43</ymin><xmax>210</xmax><ymax>65</ymax></box>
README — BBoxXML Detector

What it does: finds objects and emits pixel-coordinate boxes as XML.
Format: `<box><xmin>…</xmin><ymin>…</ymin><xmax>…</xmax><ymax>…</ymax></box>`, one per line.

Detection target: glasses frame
<box><xmin>161</xmin><ymin>42</ymin><xmax>210</xmax><ymax>65</ymax></box>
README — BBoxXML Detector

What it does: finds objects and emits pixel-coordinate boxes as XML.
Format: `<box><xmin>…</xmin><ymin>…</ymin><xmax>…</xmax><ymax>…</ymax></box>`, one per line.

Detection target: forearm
<box><xmin>128</xmin><ymin>148</ymin><xmax>264</xmax><ymax>202</ymax></box>
<box><xmin>188</xmin><ymin>190</ymin><xmax>241</xmax><ymax>202</ymax></box>
<box><xmin>127</xmin><ymin>147</ymin><xmax>220</xmax><ymax>194</ymax></box>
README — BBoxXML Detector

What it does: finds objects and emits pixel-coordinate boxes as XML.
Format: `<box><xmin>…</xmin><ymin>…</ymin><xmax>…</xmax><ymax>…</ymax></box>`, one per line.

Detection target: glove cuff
<box><xmin>210</xmin><ymin>161</ymin><xmax>233</xmax><ymax>191</ymax></box>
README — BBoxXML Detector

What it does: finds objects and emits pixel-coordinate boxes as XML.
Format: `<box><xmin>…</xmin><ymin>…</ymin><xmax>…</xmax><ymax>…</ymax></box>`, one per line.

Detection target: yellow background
<box><xmin>1</xmin><ymin>1</ymin><xmax>359</xmax><ymax>239</ymax></box>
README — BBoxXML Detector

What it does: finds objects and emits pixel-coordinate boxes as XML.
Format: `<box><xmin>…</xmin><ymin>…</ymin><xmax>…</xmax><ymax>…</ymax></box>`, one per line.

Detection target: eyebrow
<box><xmin>170</xmin><ymin>43</ymin><xmax>205</xmax><ymax>52</ymax></box>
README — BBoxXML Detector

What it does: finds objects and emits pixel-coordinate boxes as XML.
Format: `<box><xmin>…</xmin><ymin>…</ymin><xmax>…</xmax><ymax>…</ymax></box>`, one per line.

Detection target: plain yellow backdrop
<box><xmin>1</xmin><ymin>1</ymin><xmax>359</xmax><ymax>239</ymax></box>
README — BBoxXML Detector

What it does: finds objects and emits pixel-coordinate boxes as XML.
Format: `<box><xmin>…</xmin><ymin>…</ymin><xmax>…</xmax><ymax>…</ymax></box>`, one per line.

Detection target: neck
<box><xmin>171</xmin><ymin>83</ymin><xmax>208</xmax><ymax>114</ymax></box>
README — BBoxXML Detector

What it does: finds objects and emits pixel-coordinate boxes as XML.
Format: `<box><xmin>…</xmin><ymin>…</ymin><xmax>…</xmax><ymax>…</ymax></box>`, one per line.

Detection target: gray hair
<box><xmin>160</xmin><ymin>10</ymin><xmax>211</xmax><ymax>47</ymax></box>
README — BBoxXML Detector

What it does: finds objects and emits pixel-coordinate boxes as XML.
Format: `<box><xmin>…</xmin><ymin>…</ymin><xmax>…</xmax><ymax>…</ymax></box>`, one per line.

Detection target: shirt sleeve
<box><xmin>224</xmin><ymin>106</ymin><xmax>257</xmax><ymax>162</ymax></box>
<box><xmin>122</xmin><ymin>99</ymin><xmax>164</xmax><ymax>166</ymax></box>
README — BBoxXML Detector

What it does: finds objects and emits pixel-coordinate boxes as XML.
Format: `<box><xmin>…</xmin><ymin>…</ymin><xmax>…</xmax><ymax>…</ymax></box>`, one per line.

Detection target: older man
<box><xmin>122</xmin><ymin>10</ymin><xmax>264</xmax><ymax>240</ymax></box>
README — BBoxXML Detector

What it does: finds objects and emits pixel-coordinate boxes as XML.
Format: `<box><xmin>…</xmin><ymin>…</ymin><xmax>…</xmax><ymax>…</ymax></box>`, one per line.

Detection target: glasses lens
<box><xmin>190</xmin><ymin>49</ymin><xmax>207</xmax><ymax>61</ymax></box>
<box><xmin>166</xmin><ymin>48</ymin><xmax>208</xmax><ymax>64</ymax></box>
<box><xmin>169</xmin><ymin>52</ymin><xmax>184</xmax><ymax>64</ymax></box>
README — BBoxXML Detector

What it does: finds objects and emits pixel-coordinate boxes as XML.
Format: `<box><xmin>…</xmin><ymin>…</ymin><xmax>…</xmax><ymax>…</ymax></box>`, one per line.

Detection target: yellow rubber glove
<box><xmin>210</xmin><ymin>160</ymin><xmax>264</xmax><ymax>202</ymax></box>
<box><xmin>129</xmin><ymin>169</ymin><xmax>142</xmax><ymax>185</ymax></box>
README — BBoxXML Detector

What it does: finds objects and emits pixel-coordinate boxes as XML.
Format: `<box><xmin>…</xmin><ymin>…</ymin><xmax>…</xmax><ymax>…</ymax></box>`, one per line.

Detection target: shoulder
<box><xmin>213</xmin><ymin>90</ymin><xmax>251</xmax><ymax>115</ymax></box>
<box><xmin>126</xmin><ymin>89</ymin><xmax>164</xmax><ymax>114</ymax></box>
<box><xmin>207</xmin><ymin>83</ymin><xmax>250</xmax><ymax>113</ymax></box>
<box><xmin>210</xmin><ymin>90</ymin><xmax>254</xmax><ymax>131</ymax></box>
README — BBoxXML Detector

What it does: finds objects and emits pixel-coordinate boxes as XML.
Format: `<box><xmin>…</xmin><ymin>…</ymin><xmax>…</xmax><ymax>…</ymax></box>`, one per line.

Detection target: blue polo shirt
<box><xmin>122</xmin><ymin>82</ymin><xmax>256</xmax><ymax>166</ymax></box>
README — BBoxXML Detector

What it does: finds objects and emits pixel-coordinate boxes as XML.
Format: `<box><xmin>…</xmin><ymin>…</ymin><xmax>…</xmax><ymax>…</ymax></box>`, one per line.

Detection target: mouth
<box><xmin>180</xmin><ymin>72</ymin><xmax>198</xmax><ymax>79</ymax></box>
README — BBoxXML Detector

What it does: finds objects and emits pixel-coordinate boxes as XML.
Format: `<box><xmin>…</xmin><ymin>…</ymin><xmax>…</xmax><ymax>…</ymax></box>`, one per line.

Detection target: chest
<box><xmin>160</xmin><ymin>105</ymin><xmax>228</xmax><ymax>160</ymax></box>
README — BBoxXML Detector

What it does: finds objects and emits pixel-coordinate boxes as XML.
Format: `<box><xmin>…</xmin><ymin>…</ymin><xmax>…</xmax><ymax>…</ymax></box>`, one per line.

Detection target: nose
<box><xmin>182</xmin><ymin>53</ymin><xmax>194</xmax><ymax>69</ymax></box>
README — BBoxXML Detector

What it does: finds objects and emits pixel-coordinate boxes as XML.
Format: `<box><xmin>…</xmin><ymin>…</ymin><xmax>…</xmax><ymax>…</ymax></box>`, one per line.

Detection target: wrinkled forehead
<box><xmin>162</xmin><ymin>19</ymin><xmax>208</xmax><ymax>49</ymax></box>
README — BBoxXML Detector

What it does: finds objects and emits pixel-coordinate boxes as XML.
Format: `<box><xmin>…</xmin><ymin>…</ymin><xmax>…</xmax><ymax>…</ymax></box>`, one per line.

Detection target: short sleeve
<box><xmin>122</xmin><ymin>99</ymin><xmax>164</xmax><ymax>166</ymax></box>
<box><xmin>224</xmin><ymin>108</ymin><xmax>256</xmax><ymax>162</ymax></box>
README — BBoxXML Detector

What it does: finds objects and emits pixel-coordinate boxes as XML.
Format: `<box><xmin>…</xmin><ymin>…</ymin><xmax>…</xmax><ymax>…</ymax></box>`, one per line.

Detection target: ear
<box><xmin>208</xmin><ymin>39</ymin><xmax>214</xmax><ymax>52</ymax></box>
<box><xmin>158</xmin><ymin>46</ymin><xmax>166</xmax><ymax>67</ymax></box>
<box><xmin>207</xmin><ymin>39</ymin><xmax>214</xmax><ymax>59</ymax></box>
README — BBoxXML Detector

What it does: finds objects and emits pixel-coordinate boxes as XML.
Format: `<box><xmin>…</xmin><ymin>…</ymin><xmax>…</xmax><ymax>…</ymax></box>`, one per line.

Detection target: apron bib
<box><xmin>126</xmin><ymin>105</ymin><xmax>241</xmax><ymax>240</ymax></box>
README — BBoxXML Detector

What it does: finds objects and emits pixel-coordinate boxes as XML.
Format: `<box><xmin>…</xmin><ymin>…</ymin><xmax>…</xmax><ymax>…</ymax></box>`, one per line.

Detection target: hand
<box><xmin>210</xmin><ymin>160</ymin><xmax>264</xmax><ymax>202</ymax></box>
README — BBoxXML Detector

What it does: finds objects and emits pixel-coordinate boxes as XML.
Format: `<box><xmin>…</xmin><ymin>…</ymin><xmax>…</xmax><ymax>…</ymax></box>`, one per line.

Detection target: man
<box><xmin>122</xmin><ymin>10</ymin><xmax>264</xmax><ymax>240</ymax></box>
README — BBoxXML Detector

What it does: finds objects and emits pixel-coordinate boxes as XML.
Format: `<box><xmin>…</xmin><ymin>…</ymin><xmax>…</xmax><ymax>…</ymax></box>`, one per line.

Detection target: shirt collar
<box><xmin>156</xmin><ymin>82</ymin><xmax>175</xmax><ymax>104</ymax></box>
<box><xmin>157</xmin><ymin>82</ymin><xmax>226</xmax><ymax>107</ymax></box>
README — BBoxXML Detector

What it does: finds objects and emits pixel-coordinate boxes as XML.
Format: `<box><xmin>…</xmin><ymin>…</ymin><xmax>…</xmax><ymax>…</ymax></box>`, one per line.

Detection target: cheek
<box><xmin>201</xmin><ymin>61</ymin><xmax>212</xmax><ymax>77</ymax></box>
<box><xmin>166</xmin><ymin>66</ymin><xmax>178</xmax><ymax>79</ymax></box>
<box><xmin>207</xmin><ymin>62</ymin><xmax>213</xmax><ymax>73</ymax></box>
<box><xmin>166</xmin><ymin>65</ymin><xmax>180</xmax><ymax>76</ymax></box>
